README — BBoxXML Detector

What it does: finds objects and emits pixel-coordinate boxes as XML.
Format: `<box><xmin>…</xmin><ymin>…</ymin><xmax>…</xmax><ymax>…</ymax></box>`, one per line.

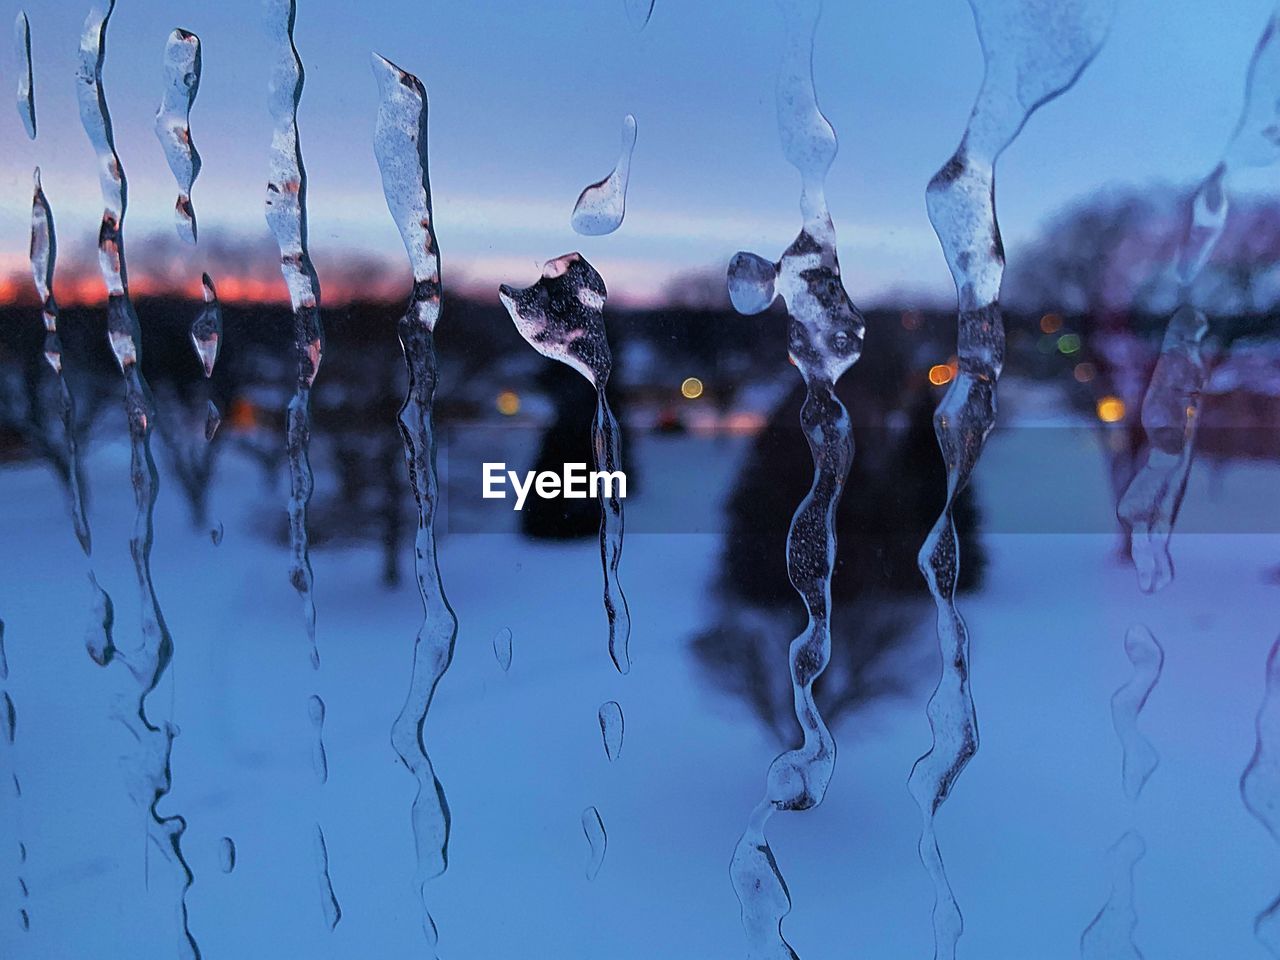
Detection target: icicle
<box><xmin>372</xmin><ymin>53</ymin><xmax>458</xmax><ymax>952</ymax></box>
<box><xmin>493</xmin><ymin>627</ymin><xmax>513</xmax><ymax>672</ymax></box>
<box><xmin>1081</xmin><ymin>624</ymin><xmax>1163</xmax><ymax>958</ymax></box>
<box><xmin>624</xmin><ymin>0</ymin><xmax>655</xmax><ymax>30</ymax></box>
<box><xmin>499</xmin><ymin>254</ymin><xmax>632</xmax><ymax>674</ymax></box>
<box><xmin>906</xmin><ymin>4</ymin><xmax>1114</xmax><ymax>957</ymax></box>
<box><xmin>598</xmin><ymin>701</ymin><xmax>623</xmax><ymax>761</ymax></box>
<box><xmin>265</xmin><ymin>0</ymin><xmax>338</xmax><ymax>929</ymax></box>
<box><xmin>265</xmin><ymin>0</ymin><xmax>324</xmax><ymax>669</ymax></box>
<box><xmin>1242</xmin><ymin>635</ymin><xmax>1280</xmax><ymax>955</ymax></box>
<box><xmin>1119</xmin><ymin>7</ymin><xmax>1280</xmax><ymax>593</ymax></box>
<box><xmin>721</xmin><ymin>2</ymin><xmax>864</xmax><ymax>955</ymax></box>
<box><xmin>190</xmin><ymin>274</ymin><xmax>221</xmax><ymax>378</ymax></box>
<box><xmin>154</xmin><ymin>28</ymin><xmax>201</xmax><ymax>244</ymax></box>
<box><xmin>33</xmin><ymin>168</ymin><xmax>118</xmax><ymax>668</ymax></box>
<box><xmin>217</xmin><ymin>837</ymin><xmax>236</xmax><ymax>874</ymax></box>
<box><xmin>581</xmin><ymin>805</ymin><xmax>607</xmax><ymax>880</ymax></box>
<box><xmin>76</xmin><ymin>3</ymin><xmax>199</xmax><ymax>955</ymax></box>
<box><xmin>14</xmin><ymin>12</ymin><xmax>34</xmax><ymax>139</ymax></box>
<box><xmin>571</xmin><ymin>114</ymin><xmax>637</xmax><ymax>237</ymax></box>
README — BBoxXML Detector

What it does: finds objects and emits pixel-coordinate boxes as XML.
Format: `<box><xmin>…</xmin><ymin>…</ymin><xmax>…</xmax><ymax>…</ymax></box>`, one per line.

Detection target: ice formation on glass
<box><xmin>30</xmin><ymin>168</ymin><xmax>117</xmax><ymax>666</ymax></box>
<box><xmin>1081</xmin><ymin>624</ymin><xmax>1163</xmax><ymax>957</ymax></box>
<box><xmin>571</xmin><ymin>114</ymin><xmax>636</xmax><ymax>237</ymax></box>
<box><xmin>723</xmin><ymin>1</ymin><xmax>864</xmax><ymax>954</ymax></box>
<box><xmin>598</xmin><ymin>700</ymin><xmax>624</xmax><ymax>761</ymax></box>
<box><xmin>307</xmin><ymin>694</ymin><xmax>328</xmax><ymax>784</ymax></box>
<box><xmin>0</xmin><ymin>620</ymin><xmax>27</xmax><ymax>932</ymax></box>
<box><xmin>581</xmin><ymin>805</ymin><xmax>607</xmax><ymax>880</ymax></box>
<box><xmin>493</xmin><ymin>627</ymin><xmax>513</xmax><ymax>672</ymax></box>
<box><xmin>14</xmin><ymin>12</ymin><xmax>34</xmax><ymax>139</ymax></box>
<box><xmin>1119</xmin><ymin>7</ymin><xmax>1280</xmax><ymax>593</ymax></box>
<box><xmin>372</xmin><ymin>52</ymin><xmax>459</xmax><ymax>952</ymax></box>
<box><xmin>76</xmin><ymin>3</ymin><xmax>199</xmax><ymax>955</ymax></box>
<box><xmin>1242</xmin><ymin>635</ymin><xmax>1280</xmax><ymax>955</ymax></box>
<box><xmin>499</xmin><ymin>255</ymin><xmax>631</xmax><ymax>674</ymax></box>
<box><xmin>907</xmin><ymin>2</ymin><xmax>1114</xmax><ymax>956</ymax></box>
<box><xmin>154</xmin><ymin>28</ymin><xmax>202</xmax><ymax>244</ymax></box>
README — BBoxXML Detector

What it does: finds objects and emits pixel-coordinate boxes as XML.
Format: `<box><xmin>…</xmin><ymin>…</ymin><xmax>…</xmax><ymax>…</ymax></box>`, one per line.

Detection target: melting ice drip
<box><xmin>1081</xmin><ymin>624</ymin><xmax>1163</xmax><ymax>958</ymax></box>
<box><xmin>371</xmin><ymin>53</ymin><xmax>459</xmax><ymax>952</ymax></box>
<box><xmin>75</xmin><ymin>3</ymin><xmax>200</xmax><ymax>955</ymax></box>
<box><xmin>154</xmin><ymin>28</ymin><xmax>202</xmax><ymax>244</ymax></box>
<box><xmin>1242</xmin><ymin>635</ymin><xmax>1280</xmax><ymax>955</ymax></box>
<box><xmin>571</xmin><ymin>114</ymin><xmax>636</xmax><ymax>237</ymax></box>
<box><xmin>263</xmin><ymin>0</ymin><xmax>340</xmax><ymax>929</ymax></box>
<box><xmin>1118</xmin><ymin>6</ymin><xmax>1280</xmax><ymax>594</ymax></box>
<box><xmin>499</xmin><ymin>252</ymin><xmax>632</xmax><ymax>878</ymax></box>
<box><xmin>14</xmin><ymin>11</ymin><xmax>34</xmax><ymax>139</ymax></box>
<box><xmin>499</xmin><ymin>255</ymin><xmax>632</xmax><ymax>676</ymax></box>
<box><xmin>1</xmin><ymin>621</ymin><xmax>29</xmax><ymax>931</ymax></box>
<box><xmin>905</xmin><ymin>3</ymin><xmax>1114</xmax><ymax>956</ymax></box>
<box><xmin>30</xmin><ymin>169</ymin><xmax>116</xmax><ymax>666</ymax></box>
<box><xmin>722</xmin><ymin>2</ymin><xmax>863</xmax><ymax>954</ymax></box>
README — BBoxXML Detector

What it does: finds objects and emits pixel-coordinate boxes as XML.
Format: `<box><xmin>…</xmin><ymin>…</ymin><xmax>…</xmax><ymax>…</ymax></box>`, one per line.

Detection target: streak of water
<box><xmin>571</xmin><ymin>115</ymin><xmax>636</xmax><ymax>237</ymax></box>
<box><xmin>1242</xmin><ymin>635</ymin><xmax>1280</xmax><ymax>955</ymax></box>
<box><xmin>190</xmin><ymin>274</ymin><xmax>221</xmax><ymax>378</ymax></box>
<box><xmin>264</xmin><ymin>1</ymin><xmax>338</xmax><ymax>929</ymax></box>
<box><xmin>598</xmin><ymin>701</ymin><xmax>623</xmax><ymax>761</ymax></box>
<box><xmin>0</xmin><ymin>620</ymin><xmax>24</xmax><ymax>932</ymax></box>
<box><xmin>581</xmin><ymin>806</ymin><xmax>607</xmax><ymax>880</ymax></box>
<box><xmin>372</xmin><ymin>53</ymin><xmax>458</xmax><ymax>952</ymax></box>
<box><xmin>1081</xmin><ymin>625</ymin><xmax>1162</xmax><ymax>957</ymax></box>
<box><xmin>493</xmin><ymin>627</ymin><xmax>513</xmax><ymax>672</ymax></box>
<box><xmin>499</xmin><ymin>254</ymin><xmax>631</xmax><ymax>674</ymax></box>
<box><xmin>906</xmin><ymin>3</ymin><xmax>1113</xmax><ymax>955</ymax></box>
<box><xmin>76</xmin><ymin>3</ymin><xmax>198</xmax><ymax>955</ymax></box>
<box><xmin>154</xmin><ymin>28</ymin><xmax>201</xmax><ymax>244</ymax></box>
<box><xmin>31</xmin><ymin>169</ymin><xmax>119</xmax><ymax>667</ymax></box>
<box><xmin>1119</xmin><ymin>7</ymin><xmax>1280</xmax><ymax>592</ymax></box>
<box><xmin>14</xmin><ymin>12</ymin><xmax>33</xmax><ymax>138</ymax></box>
<box><xmin>722</xmin><ymin>2</ymin><xmax>864</xmax><ymax>954</ymax></box>
<box><xmin>204</xmin><ymin>402</ymin><xmax>221</xmax><ymax>442</ymax></box>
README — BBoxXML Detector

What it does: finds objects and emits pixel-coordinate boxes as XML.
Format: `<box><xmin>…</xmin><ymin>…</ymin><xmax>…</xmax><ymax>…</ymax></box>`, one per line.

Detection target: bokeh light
<box><xmin>681</xmin><ymin>377</ymin><xmax>704</xmax><ymax>399</ymax></box>
<box><xmin>1096</xmin><ymin>395</ymin><xmax>1126</xmax><ymax>423</ymax></box>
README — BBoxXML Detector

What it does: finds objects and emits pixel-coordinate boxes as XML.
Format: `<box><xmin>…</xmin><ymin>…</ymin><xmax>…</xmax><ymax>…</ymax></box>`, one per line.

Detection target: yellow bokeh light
<box><xmin>1096</xmin><ymin>395</ymin><xmax>1126</xmax><ymax>423</ymax></box>
<box><xmin>928</xmin><ymin>364</ymin><xmax>954</xmax><ymax>386</ymax></box>
<box><xmin>496</xmin><ymin>390</ymin><xmax>520</xmax><ymax>416</ymax></box>
<box><xmin>681</xmin><ymin>377</ymin><xmax>704</xmax><ymax>399</ymax></box>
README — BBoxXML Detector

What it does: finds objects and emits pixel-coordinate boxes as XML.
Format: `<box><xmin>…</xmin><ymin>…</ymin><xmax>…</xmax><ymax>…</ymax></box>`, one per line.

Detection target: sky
<box><xmin>1</xmin><ymin>0</ymin><xmax>1279</xmax><ymax>306</ymax></box>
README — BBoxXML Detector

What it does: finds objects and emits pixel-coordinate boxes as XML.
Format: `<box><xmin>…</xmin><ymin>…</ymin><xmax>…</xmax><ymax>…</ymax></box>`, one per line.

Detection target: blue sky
<box><xmin>2</xmin><ymin>0</ymin><xmax>1278</xmax><ymax>304</ymax></box>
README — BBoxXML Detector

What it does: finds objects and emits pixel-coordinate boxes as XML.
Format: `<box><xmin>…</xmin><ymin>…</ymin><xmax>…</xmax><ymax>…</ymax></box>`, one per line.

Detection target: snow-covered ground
<box><xmin>1</xmin><ymin>387</ymin><xmax>1278</xmax><ymax>959</ymax></box>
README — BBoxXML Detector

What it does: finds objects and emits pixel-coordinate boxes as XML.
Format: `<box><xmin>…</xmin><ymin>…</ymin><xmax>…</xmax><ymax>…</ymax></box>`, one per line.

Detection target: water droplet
<box><xmin>209</xmin><ymin>522</ymin><xmax>224</xmax><ymax>546</ymax></box>
<box><xmin>571</xmin><ymin>114</ymin><xmax>637</xmax><ymax>237</ymax></box>
<box><xmin>85</xmin><ymin>573</ymin><xmax>115</xmax><ymax>667</ymax></box>
<box><xmin>0</xmin><ymin>620</ymin><xmax>7</xmax><ymax>681</ymax></box>
<box><xmin>191</xmin><ymin>275</ymin><xmax>221</xmax><ymax>377</ymax></box>
<box><xmin>313</xmin><ymin>823</ymin><xmax>341</xmax><ymax>930</ymax></box>
<box><xmin>581</xmin><ymin>806</ymin><xmax>607</xmax><ymax>880</ymax></box>
<box><xmin>597</xmin><ymin>701</ymin><xmax>623</xmax><ymax>761</ymax></box>
<box><xmin>492</xmin><ymin>627</ymin><xmax>513</xmax><ymax>672</ymax></box>
<box><xmin>217</xmin><ymin>837</ymin><xmax>236</xmax><ymax>874</ymax></box>
<box><xmin>726</xmin><ymin>252</ymin><xmax>777</xmax><ymax>315</ymax></box>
